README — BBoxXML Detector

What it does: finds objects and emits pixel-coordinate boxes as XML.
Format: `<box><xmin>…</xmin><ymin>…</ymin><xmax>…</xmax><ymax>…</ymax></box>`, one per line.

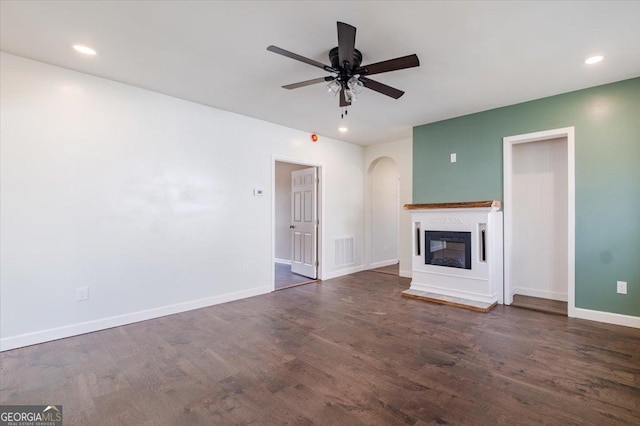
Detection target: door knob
<box><xmin>289</xmin><ymin>225</ymin><xmax>295</xmax><ymax>229</ymax></box>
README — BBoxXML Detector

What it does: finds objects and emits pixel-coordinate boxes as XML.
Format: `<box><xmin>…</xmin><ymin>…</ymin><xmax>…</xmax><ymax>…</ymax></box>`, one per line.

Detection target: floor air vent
<box><xmin>334</xmin><ymin>236</ymin><xmax>355</xmax><ymax>267</ymax></box>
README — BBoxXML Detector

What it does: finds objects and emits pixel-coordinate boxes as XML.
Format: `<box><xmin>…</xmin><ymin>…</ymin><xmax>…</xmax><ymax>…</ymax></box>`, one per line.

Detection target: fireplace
<box><xmin>403</xmin><ymin>201</ymin><xmax>503</xmax><ymax>309</ymax></box>
<box><xmin>425</xmin><ymin>231</ymin><xmax>471</xmax><ymax>269</ymax></box>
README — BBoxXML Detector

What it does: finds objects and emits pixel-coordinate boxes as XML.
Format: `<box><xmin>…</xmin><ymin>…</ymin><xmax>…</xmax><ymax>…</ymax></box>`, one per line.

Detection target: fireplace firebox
<box><xmin>425</xmin><ymin>231</ymin><xmax>471</xmax><ymax>269</ymax></box>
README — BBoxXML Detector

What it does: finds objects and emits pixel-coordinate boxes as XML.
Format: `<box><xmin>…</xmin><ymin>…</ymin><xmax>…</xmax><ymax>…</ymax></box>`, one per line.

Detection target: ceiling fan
<box><xmin>267</xmin><ymin>22</ymin><xmax>420</xmax><ymax>117</ymax></box>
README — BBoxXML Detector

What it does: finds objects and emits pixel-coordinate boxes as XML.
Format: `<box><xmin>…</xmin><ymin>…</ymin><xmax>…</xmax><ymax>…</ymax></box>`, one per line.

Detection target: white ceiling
<box><xmin>2</xmin><ymin>1</ymin><xmax>639</xmax><ymax>146</ymax></box>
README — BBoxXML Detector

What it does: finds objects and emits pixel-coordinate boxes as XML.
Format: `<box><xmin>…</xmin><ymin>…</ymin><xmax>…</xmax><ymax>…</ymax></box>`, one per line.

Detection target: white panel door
<box><xmin>291</xmin><ymin>167</ymin><xmax>317</xmax><ymax>278</ymax></box>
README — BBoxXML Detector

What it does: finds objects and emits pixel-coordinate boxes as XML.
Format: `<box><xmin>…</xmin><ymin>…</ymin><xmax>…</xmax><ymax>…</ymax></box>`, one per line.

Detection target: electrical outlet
<box><xmin>616</xmin><ymin>281</ymin><xmax>627</xmax><ymax>294</ymax></box>
<box><xmin>384</xmin><ymin>245</ymin><xmax>388</xmax><ymax>252</ymax></box>
<box><xmin>76</xmin><ymin>286</ymin><xmax>89</xmax><ymax>301</ymax></box>
<box><xmin>242</xmin><ymin>265</ymin><xmax>249</xmax><ymax>274</ymax></box>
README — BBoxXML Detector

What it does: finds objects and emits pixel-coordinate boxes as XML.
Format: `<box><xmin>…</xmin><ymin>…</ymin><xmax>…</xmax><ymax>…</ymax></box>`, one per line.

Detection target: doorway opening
<box><xmin>273</xmin><ymin>159</ymin><xmax>322</xmax><ymax>290</ymax></box>
<box><xmin>503</xmin><ymin>127</ymin><xmax>575</xmax><ymax>316</ymax></box>
<box><xmin>367</xmin><ymin>156</ymin><xmax>400</xmax><ymax>276</ymax></box>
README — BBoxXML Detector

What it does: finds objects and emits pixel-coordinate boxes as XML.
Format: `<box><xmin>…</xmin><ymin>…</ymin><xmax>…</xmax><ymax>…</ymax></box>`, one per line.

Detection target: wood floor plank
<box><xmin>511</xmin><ymin>294</ymin><xmax>568</xmax><ymax>315</ymax></box>
<box><xmin>1</xmin><ymin>270</ymin><xmax>639</xmax><ymax>425</ymax></box>
<box><xmin>370</xmin><ymin>263</ymin><xmax>400</xmax><ymax>276</ymax></box>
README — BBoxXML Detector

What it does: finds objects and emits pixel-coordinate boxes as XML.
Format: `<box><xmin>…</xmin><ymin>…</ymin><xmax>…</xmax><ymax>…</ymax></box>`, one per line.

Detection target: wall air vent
<box><xmin>334</xmin><ymin>236</ymin><xmax>355</xmax><ymax>267</ymax></box>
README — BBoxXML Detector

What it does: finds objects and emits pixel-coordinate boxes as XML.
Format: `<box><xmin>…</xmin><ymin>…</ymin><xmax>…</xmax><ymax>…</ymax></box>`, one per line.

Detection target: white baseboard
<box><xmin>512</xmin><ymin>287</ymin><xmax>568</xmax><ymax>302</ymax></box>
<box><xmin>275</xmin><ymin>258</ymin><xmax>291</xmax><ymax>265</ymax></box>
<box><xmin>322</xmin><ymin>265</ymin><xmax>364</xmax><ymax>280</ymax></box>
<box><xmin>368</xmin><ymin>259</ymin><xmax>399</xmax><ymax>269</ymax></box>
<box><xmin>399</xmin><ymin>269</ymin><xmax>412</xmax><ymax>278</ymax></box>
<box><xmin>572</xmin><ymin>307</ymin><xmax>640</xmax><ymax>329</ymax></box>
<box><xmin>0</xmin><ymin>285</ymin><xmax>272</xmax><ymax>352</ymax></box>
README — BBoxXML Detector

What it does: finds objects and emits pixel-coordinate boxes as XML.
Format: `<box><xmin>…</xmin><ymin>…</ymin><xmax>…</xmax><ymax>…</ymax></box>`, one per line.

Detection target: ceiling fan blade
<box><xmin>359</xmin><ymin>77</ymin><xmax>405</xmax><ymax>99</ymax></box>
<box><xmin>356</xmin><ymin>54</ymin><xmax>420</xmax><ymax>76</ymax></box>
<box><xmin>267</xmin><ymin>45</ymin><xmax>334</xmax><ymax>72</ymax></box>
<box><xmin>337</xmin><ymin>22</ymin><xmax>357</xmax><ymax>69</ymax></box>
<box><xmin>282</xmin><ymin>77</ymin><xmax>332</xmax><ymax>90</ymax></box>
<box><xmin>339</xmin><ymin>87</ymin><xmax>351</xmax><ymax>107</ymax></box>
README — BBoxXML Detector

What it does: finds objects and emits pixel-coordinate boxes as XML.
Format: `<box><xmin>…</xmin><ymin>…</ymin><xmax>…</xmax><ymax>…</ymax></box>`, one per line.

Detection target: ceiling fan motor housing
<box><xmin>329</xmin><ymin>47</ymin><xmax>363</xmax><ymax>75</ymax></box>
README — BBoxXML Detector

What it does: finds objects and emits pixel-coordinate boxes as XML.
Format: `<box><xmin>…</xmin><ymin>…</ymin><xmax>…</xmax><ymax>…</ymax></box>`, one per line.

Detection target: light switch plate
<box><xmin>617</xmin><ymin>281</ymin><xmax>627</xmax><ymax>294</ymax></box>
<box><xmin>450</xmin><ymin>153</ymin><xmax>457</xmax><ymax>163</ymax></box>
<box><xmin>253</xmin><ymin>188</ymin><xmax>263</xmax><ymax>196</ymax></box>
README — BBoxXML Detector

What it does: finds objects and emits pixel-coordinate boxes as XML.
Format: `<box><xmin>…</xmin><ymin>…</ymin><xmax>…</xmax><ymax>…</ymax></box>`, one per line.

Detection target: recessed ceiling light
<box><xmin>584</xmin><ymin>55</ymin><xmax>603</xmax><ymax>65</ymax></box>
<box><xmin>73</xmin><ymin>44</ymin><xmax>97</xmax><ymax>55</ymax></box>
<box><xmin>338</xmin><ymin>127</ymin><xmax>348</xmax><ymax>132</ymax></box>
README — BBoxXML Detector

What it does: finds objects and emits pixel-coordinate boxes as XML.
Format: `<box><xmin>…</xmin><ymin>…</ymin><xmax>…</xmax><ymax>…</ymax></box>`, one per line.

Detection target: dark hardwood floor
<box><xmin>370</xmin><ymin>262</ymin><xmax>400</xmax><ymax>276</ymax></box>
<box><xmin>511</xmin><ymin>294</ymin><xmax>568</xmax><ymax>316</ymax></box>
<box><xmin>1</xmin><ymin>271</ymin><xmax>639</xmax><ymax>425</ymax></box>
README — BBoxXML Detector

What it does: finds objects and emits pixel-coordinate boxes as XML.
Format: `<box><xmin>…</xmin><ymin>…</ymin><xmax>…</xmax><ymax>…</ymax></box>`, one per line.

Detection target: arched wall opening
<box><xmin>367</xmin><ymin>156</ymin><xmax>400</xmax><ymax>268</ymax></box>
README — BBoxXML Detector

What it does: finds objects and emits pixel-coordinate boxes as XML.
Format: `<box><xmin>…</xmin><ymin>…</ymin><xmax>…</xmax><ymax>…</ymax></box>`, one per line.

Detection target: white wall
<box><xmin>369</xmin><ymin>157</ymin><xmax>399</xmax><ymax>265</ymax></box>
<box><xmin>0</xmin><ymin>53</ymin><xmax>364</xmax><ymax>350</ymax></box>
<box><xmin>364</xmin><ymin>139</ymin><xmax>413</xmax><ymax>277</ymax></box>
<box><xmin>511</xmin><ymin>137</ymin><xmax>568</xmax><ymax>301</ymax></box>
<box><xmin>274</xmin><ymin>161</ymin><xmax>308</xmax><ymax>261</ymax></box>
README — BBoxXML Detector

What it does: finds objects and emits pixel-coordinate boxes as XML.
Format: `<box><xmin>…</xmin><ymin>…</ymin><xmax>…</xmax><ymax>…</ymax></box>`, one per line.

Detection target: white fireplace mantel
<box><xmin>403</xmin><ymin>201</ymin><xmax>503</xmax><ymax>311</ymax></box>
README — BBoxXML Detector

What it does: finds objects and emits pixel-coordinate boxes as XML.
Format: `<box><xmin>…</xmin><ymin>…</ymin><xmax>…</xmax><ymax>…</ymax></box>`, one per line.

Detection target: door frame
<box><xmin>272</xmin><ymin>156</ymin><xmax>324</xmax><ymax>291</ymax></box>
<box><xmin>503</xmin><ymin>127</ymin><xmax>575</xmax><ymax>316</ymax></box>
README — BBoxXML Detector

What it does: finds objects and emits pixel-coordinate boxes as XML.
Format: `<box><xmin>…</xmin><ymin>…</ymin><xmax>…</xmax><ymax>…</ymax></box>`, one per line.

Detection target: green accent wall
<box><xmin>413</xmin><ymin>78</ymin><xmax>640</xmax><ymax>317</ymax></box>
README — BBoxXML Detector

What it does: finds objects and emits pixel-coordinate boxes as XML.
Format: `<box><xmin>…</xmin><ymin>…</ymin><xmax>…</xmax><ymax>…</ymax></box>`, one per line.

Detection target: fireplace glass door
<box><xmin>425</xmin><ymin>231</ymin><xmax>472</xmax><ymax>269</ymax></box>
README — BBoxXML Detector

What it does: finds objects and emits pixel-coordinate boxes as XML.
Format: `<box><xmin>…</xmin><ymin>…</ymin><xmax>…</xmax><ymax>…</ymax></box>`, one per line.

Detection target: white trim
<box><xmin>0</xmin><ymin>285</ymin><xmax>271</xmax><ymax>352</ymax></box>
<box><xmin>420</xmin><ymin>269</ymin><xmax>490</xmax><ymax>281</ymax></box>
<box><xmin>271</xmin><ymin>156</ymin><xmax>325</xmax><ymax>291</ymax></box>
<box><xmin>573</xmin><ymin>308</ymin><xmax>640</xmax><ymax>329</ymax></box>
<box><xmin>512</xmin><ymin>287</ymin><xmax>568</xmax><ymax>302</ymax></box>
<box><xmin>369</xmin><ymin>259</ymin><xmax>399</xmax><ymax>269</ymax></box>
<box><xmin>322</xmin><ymin>265</ymin><xmax>364</xmax><ymax>280</ymax></box>
<box><xmin>503</xmin><ymin>127</ymin><xmax>575</xmax><ymax>317</ymax></box>
<box><xmin>275</xmin><ymin>258</ymin><xmax>291</xmax><ymax>265</ymax></box>
<box><xmin>399</xmin><ymin>269</ymin><xmax>412</xmax><ymax>278</ymax></box>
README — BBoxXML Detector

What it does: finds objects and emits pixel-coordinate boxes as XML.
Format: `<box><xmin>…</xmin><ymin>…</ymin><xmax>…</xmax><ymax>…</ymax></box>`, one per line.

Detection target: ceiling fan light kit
<box><xmin>327</xmin><ymin>79</ymin><xmax>342</xmax><ymax>96</ymax></box>
<box><xmin>267</xmin><ymin>21</ymin><xmax>420</xmax><ymax>118</ymax></box>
